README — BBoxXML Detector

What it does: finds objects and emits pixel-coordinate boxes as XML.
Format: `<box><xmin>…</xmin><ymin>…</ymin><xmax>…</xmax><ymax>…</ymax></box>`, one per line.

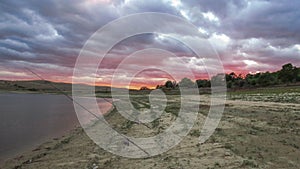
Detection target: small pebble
<box><xmin>225</xmin><ymin>152</ymin><xmax>231</xmax><ymax>156</ymax></box>
<box><xmin>92</xmin><ymin>163</ymin><xmax>98</xmax><ymax>169</ymax></box>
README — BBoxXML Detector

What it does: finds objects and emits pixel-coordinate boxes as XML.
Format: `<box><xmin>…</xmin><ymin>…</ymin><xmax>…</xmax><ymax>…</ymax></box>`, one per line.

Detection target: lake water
<box><xmin>0</xmin><ymin>93</ymin><xmax>112</xmax><ymax>162</ymax></box>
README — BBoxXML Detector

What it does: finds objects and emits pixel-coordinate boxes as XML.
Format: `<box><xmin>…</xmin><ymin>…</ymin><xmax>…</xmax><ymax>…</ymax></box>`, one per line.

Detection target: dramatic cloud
<box><xmin>0</xmin><ymin>0</ymin><xmax>299</xmax><ymax>88</ymax></box>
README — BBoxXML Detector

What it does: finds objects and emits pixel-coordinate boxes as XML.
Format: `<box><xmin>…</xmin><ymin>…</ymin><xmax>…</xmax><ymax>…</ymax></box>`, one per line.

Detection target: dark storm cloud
<box><xmin>0</xmin><ymin>0</ymin><xmax>179</xmax><ymax>69</ymax></box>
<box><xmin>116</xmin><ymin>0</ymin><xmax>179</xmax><ymax>14</ymax></box>
<box><xmin>108</xmin><ymin>33</ymin><xmax>193</xmax><ymax>57</ymax></box>
<box><xmin>0</xmin><ymin>0</ymin><xmax>299</xmax><ymax>81</ymax></box>
<box><xmin>183</xmin><ymin>0</ymin><xmax>300</xmax><ymax>41</ymax></box>
<box><xmin>188</xmin><ymin>0</ymin><xmax>248</xmax><ymax>18</ymax></box>
<box><xmin>180</xmin><ymin>0</ymin><xmax>300</xmax><ymax>72</ymax></box>
<box><xmin>223</xmin><ymin>0</ymin><xmax>300</xmax><ymax>41</ymax></box>
<box><xmin>0</xmin><ymin>0</ymin><xmax>120</xmax><ymax>75</ymax></box>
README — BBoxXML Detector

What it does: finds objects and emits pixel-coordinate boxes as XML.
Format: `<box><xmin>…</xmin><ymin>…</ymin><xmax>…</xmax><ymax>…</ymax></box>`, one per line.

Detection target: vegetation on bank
<box><xmin>141</xmin><ymin>63</ymin><xmax>300</xmax><ymax>90</ymax></box>
<box><xmin>225</xmin><ymin>63</ymin><xmax>300</xmax><ymax>88</ymax></box>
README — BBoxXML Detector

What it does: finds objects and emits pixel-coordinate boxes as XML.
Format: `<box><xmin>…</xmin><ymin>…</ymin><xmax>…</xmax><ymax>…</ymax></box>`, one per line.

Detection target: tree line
<box><xmin>140</xmin><ymin>63</ymin><xmax>300</xmax><ymax>90</ymax></box>
<box><xmin>225</xmin><ymin>63</ymin><xmax>300</xmax><ymax>88</ymax></box>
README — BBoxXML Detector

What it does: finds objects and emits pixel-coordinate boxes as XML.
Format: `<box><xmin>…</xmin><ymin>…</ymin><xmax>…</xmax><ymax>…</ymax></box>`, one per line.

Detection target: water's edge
<box><xmin>0</xmin><ymin>93</ymin><xmax>113</xmax><ymax>164</ymax></box>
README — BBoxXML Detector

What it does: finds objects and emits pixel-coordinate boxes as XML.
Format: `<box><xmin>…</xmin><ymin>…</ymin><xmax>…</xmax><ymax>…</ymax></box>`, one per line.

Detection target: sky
<box><xmin>0</xmin><ymin>0</ymin><xmax>300</xmax><ymax>89</ymax></box>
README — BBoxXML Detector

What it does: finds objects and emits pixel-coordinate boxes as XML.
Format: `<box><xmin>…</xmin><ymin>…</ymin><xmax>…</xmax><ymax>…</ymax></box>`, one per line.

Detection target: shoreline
<box><xmin>0</xmin><ymin>126</ymin><xmax>85</xmax><ymax>168</ymax></box>
<box><xmin>1</xmin><ymin>93</ymin><xmax>300</xmax><ymax>168</ymax></box>
<box><xmin>0</xmin><ymin>124</ymin><xmax>81</xmax><ymax>165</ymax></box>
<box><xmin>0</xmin><ymin>105</ymin><xmax>116</xmax><ymax>168</ymax></box>
<box><xmin>0</xmin><ymin>93</ymin><xmax>114</xmax><ymax>168</ymax></box>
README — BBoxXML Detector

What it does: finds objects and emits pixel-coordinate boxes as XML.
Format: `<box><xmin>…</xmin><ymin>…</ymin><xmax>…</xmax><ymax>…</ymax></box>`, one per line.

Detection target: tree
<box><xmin>211</xmin><ymin>73</ymin><xmax>226</xmax><ymax>86</ymax></box>
<box><xmin>178</xmin><ymin>77</ymin><xmax>195</xmax><ymax>88</ymax></box>
<box><xmin>225</xmin><ymin>72</ymin><xmax>238</xmax><ymax>88</ymax></box>
<box><xmin>279</xmin><ymin>63</ymin><xmax>297</xmax><ymax>83</ymax></box>
<box><xmin>257</xmin><ymin>71</ymin><xmax>277</xmax><ymax>86</ymax></box>
<box><xmin>172</xmin><ymin>81</ymin><xmax>178</xmax><ymax>88</ymax></box>
<box><xmin>164</xmin><ymin>80</ymin><xmax>174</xmax><ymax>88</ymax></box>
<box><xmin>296</xmin><ymin>67</ymin><xmax>300</xmax><ymax>82</ymax></box>
<box><xmin>196</xmin><ymin>79</ymin><xmax>211</xmax><ymax>88</ymax></box>
<box><xmin>226</xmin><ymin>72</ymin><xmax>237</xmax><ymax>82</ymax></box>
<box><xmin>232</xmin><ymin>74</ymin><xmax>245</xmax><ymax>87</ymax></box>
<box><xmin>140</xmin><ymin>86</ymin><xmax>150</xmax><ymax>90</ymax></box>
<box><xmin>245</xmin><ymin>74</ymin><xmax>257</xmax><ymax>86</ymax></box>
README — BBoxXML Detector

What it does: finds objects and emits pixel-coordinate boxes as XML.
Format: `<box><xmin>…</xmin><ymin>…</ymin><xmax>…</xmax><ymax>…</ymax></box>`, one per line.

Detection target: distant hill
<box><xmin>0</xmin><ymin>80</ymin><xmax>115</xmax><ymax>93</ymax></box>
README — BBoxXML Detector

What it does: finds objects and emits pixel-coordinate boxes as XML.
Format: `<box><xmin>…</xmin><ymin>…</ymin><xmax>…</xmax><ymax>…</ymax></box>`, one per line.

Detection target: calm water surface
<box><xmin>0</xmin><ymin>93</ymin><xmax>112</xmax><ymax>162</ymax></box>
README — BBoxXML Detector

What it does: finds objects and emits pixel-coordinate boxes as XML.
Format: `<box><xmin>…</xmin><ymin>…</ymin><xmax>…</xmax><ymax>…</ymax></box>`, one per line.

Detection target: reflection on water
<box><xmin>0</xmin><ymin>93</ymin><xmax>112</xmax><ymax>162</ymax></box>
<box><xmin>74</xmin><ymin>97</ymin><xmax>113</xmax><ymax>127</ymax></box>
